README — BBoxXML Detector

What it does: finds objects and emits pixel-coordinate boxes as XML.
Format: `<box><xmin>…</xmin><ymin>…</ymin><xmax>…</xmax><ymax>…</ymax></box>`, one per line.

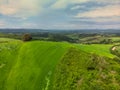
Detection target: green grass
<box><xmin>0</xmin><ymin>38</ymin><xmax>16</xmax><ymax>41</ymax></box>
<box><xmin>0</xmin><ymin>38</ymin><xmax>22</xmax><ymax>89</ymax></box>
<box><xmin>0</xmin><ymin>38</ymin><xmax>118</xmax><ymax>90</ymax></box>
<box><xmin>74</xmin><ymin>44</ymin><xmax>115</xmax><ymax>58</ymax></box>
<box><xmin>109</xmin><ymin>37</ymin><xmax>120</xmax><ymax>42</ymax></box>
<box><xmin>52</xmin><ymin>48</ymin><xmax>120</xmax><ymax>90</ymax></box>
<box><xmin>5</xmin><ymin>41</ymin><xmax>72</xmax><ymax>90</ymax></box>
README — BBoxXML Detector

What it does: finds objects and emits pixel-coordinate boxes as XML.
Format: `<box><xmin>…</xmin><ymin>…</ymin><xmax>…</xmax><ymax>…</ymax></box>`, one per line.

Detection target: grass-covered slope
<box><xmin>0</xmin><ymin>39</ymin><xmax>21</xmax><ymax>89</ymax></box>
<box><xmin>0</xmin><ymin>38</ymin><xmax>119</xmax><ymax>90</ymax></box>
<box><xmin>52</xmin><ymin>48</ymin><xmax>120</xmax><ymax>90</ymax></box>
<box><xmin>6</xmin><ymin>41</ymin><xmax>71</xmax><ymax>90</ymax></box>
<box><xmin>75</xmin><ymin>44</ymin><xmax>115</xmax><ymax>58</ymax></box>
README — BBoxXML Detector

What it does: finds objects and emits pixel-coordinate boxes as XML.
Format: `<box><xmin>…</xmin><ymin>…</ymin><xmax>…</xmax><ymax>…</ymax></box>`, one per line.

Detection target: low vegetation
<box><xmin>52</xmin><ymin>48</ymin><xmax>120</xmax><ymax>90</ymax></box>
<box><xmin>75</xmin><ymin>44</ymin><xmax>115</xmax><ymax>58</ymax></box>
<box><xmin>22</xmin><ymin>33</ymin><xmax>32</xmax><ymax>41</ymax></box>
<box><xmin>0</xmin><ymin>38</ymin><xmax>22</xmax><ymax>89</ymax></box>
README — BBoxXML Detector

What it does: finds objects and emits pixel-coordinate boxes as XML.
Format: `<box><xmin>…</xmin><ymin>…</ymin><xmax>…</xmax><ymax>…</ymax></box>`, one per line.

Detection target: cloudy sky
<box><xmin>0</xmin><ymin>0</ymin><xmax>120</xmax><ymax>29</ymax></box>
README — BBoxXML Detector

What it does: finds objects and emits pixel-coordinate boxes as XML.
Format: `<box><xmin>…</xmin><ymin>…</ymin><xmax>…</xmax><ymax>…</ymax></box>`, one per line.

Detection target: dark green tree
<box><xmin>22</xmin><ymin>33</ymin><xmax>32</xmax><ymax>41</ymax></box>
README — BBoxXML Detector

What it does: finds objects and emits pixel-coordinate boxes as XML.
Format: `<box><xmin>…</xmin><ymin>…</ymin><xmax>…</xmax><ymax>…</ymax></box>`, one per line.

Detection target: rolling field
<box><xmin>0</xmin><ymin>38</ymin><xmax>119</xmax><ymax>90</ymax></box>
<box><xmin>75</xmin><ymin>44</ymin><xmax>115</xmax><ymax>58</ymax></box>
<box><xmin>0</xmin><ymin>38</ymin><xmax>22</xmax><ymax>89</ymax></box>
<box><xmin>6</xmin><ymin>41</ymin><xmax>72</xmax><ymax>90</ymax></box>
<box><xmin>0</xmin><ymin>39</ymin><xmax>72</xmax><ymax>90</ymax></box>
<box><xmin>109</xmin><ymin>37</ymin><xmax>120</xmax><ymax>42</ymax></box>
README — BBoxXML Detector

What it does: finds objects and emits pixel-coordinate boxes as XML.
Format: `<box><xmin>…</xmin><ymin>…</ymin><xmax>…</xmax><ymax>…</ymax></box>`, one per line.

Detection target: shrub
<box><xmin>22</xmin><ymin>33</ymin><xmax>32</xmax><ymax>41</ymax></box>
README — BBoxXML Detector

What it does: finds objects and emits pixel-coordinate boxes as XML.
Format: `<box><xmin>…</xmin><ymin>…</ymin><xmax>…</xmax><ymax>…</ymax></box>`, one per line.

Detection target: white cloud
<box><xmin>0</xmin><ymin>0</ymin><xmax>46</xmax><ymax>18</ymax></box>
<box><xmin>0</xmin><ymin>20</ymin><xmax>6</xmax><ymax>27</ymax></box>
<box><xmin>51</xmin><ymin>0</ymin><xmax>89</xmax><ymax>9</ymax></box>
<box><xmin>0</xmin><ymin>22</ymin><xmax>5</xmax><ymax>26</ymax></box>
<box><xmin>22</xmin><ymin>22</ymin><xmax>38</xmax><ymax>28</ymax></box>
<box><xmin>0</xmin><ymin>5</ymin><xmax>17</xmax><ymax>15</ymax></box>
<box><xmin>93</xmin><ymin>17</ymin><xmax>120</xmax><ymax>23</ymax></box>
<box><xmin>75</xmin><ymin>17</ymin><xmax>120</xmax><ymax>23</ymax></box>
<box><xmin>71</xmin><ymin>5</ymin><xmax>85</xmax><ymax>10</ymax></box>
<box><xmin>95</xmin><ymin>0</ymin><xmax>120</xmax><ymax>4</ymax></box>
<box><xmin>75</xmin><ymin>5</ymin><xmax>120</xmax><ymax>18</ymax></box>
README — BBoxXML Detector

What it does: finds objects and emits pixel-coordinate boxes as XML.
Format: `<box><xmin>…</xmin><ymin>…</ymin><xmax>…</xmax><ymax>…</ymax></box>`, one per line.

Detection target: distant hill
<box><xmin>0</xmin><ymin>29</ymin><xmax>120</xmax><ymax>34</ymax></box>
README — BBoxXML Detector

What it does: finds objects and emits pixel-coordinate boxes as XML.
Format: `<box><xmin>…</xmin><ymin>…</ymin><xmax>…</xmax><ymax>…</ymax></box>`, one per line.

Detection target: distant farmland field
<box><xmin>75</xmin><ymin>44</ymin><xmax>115</xmax><ymax>58</ymax></box>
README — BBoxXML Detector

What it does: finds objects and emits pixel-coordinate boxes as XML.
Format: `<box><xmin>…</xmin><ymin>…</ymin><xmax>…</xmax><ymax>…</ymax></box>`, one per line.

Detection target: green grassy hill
<box><xmin>6</xmin><ymin>41</ymin><xmax>72</xmax><ymax>90</ymax></box>
<box><xmin>52</xmin><ymin>48</ymin><xmax>120</xmax><ymax>90</ymax></box>
<box><xmin>0</xmin><ymin>38</ymin><xmax>120</xmax><ymax>90</ymax></box>
<box><xmin>75</xmin><ymin>44</ymin><xmax>115</xmax><ymax>58</ymax></box>
<box><xmin>0</xmin><ymin>39</ymin><xmax>22</xmax><ymax>89</ymax></box>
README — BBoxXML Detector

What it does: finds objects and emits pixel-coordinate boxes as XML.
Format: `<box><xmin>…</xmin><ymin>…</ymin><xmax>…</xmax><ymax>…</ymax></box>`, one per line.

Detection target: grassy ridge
<box><xmin>52</xmin><ymin>48</ymin><xmax>120</xmax><ymax>90</ymax></box>
<box><xmin>0</xmin><ymin>38</ymin><xmax>118</xmax><ymax>90</ymax></box>
<box><xmin>0</xmin><ymin>39</ymin><xmax>21</xmax><ymax>89</ymax></box>
<box><xmin>6</xmin><ymin>41</ymin><xmax>71</xmax><ymax>90</ymax></box>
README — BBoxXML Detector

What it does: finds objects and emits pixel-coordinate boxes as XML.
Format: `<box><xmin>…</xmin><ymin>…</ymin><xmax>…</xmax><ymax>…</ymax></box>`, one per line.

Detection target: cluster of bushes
<box><xmin>48</xmin><ymin>34</ymin><xmax>76</xmax><ymax>43</ymax></box>
<box><xmin>82</xmin><ymin>38</ymin><xmax>113</xmax><ymax>44</ymax></box>
<box><xmin>100</xmin><ymin>39</ymin><xmax>113</xmax><ymax>44</ymax></box>
<box><xmin>22</xmin><ymin>33</ymin><xmax>32</xmax><ymax>41</ymax></box>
